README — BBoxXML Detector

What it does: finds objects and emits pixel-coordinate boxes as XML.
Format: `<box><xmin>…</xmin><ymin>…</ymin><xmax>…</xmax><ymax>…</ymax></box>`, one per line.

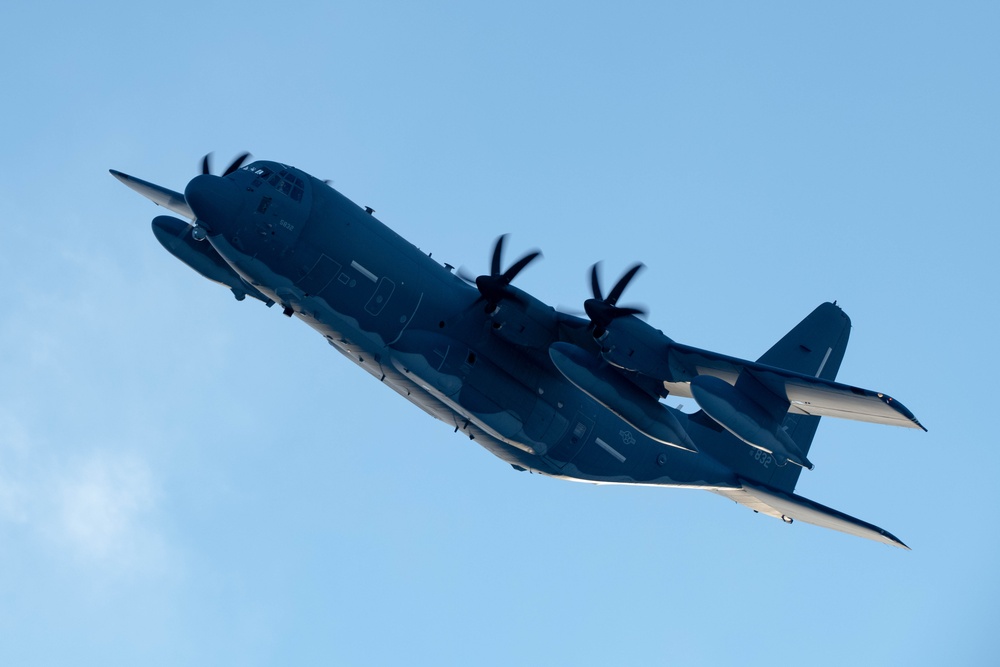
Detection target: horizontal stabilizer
<box><xmin>713</xmin><ymin>481</ymin><xmax>909</xmax><ymax>549</ymax></box>
<box><xmin>110</xmin><ymin>170</ymin><xmax>194</xmax><ymax>220</ymax></box>
<box><xmin>663</xmin><ymin>345</ymin><xmax>925</xmax><ymax>431</ymax></box>
<box><xmin>778</xmin><ymin>372</ymin><xmax>925</xmax><ymax>429</ymax></box>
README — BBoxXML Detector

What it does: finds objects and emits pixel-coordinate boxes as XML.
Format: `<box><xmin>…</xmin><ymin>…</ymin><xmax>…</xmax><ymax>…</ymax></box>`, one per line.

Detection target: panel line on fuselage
<box><xmin>387</xmin><ymin>292</ymin><xmax>424</xmax><ymax>346</ymax></box>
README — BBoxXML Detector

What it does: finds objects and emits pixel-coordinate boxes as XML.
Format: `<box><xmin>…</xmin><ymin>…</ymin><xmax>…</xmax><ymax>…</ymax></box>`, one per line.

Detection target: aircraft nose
<box><xmin>184</xmin><ymin>174</ymin><xmax>243</xmax><ymax>235</ymax></box>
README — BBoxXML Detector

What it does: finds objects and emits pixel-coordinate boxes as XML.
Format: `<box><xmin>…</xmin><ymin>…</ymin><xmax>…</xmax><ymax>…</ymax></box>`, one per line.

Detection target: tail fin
<box><xmin>756</xmin><ymin>302</ymin><xmax>851</xmax><ymax>381</ymax></box>
<box><xmin>687</xmin><ymin>303</ymin><xmax>851</xmax><ymax>493</ymax></box>
<box><xmin>701</xmin><ymin>304</ymin><xmax>912</xmax><ymax>547</ymax></box>
<box><xmin>757</xmin><ymin>302</ymin><xmax>851</xmax><ymax>492</ymax></box>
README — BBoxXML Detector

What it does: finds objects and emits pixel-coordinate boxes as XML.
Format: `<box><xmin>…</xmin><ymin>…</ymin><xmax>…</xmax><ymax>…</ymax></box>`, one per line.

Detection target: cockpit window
<box><xmin>268</xmin><ymin>170</ymin><xmax>305</xmax><ymax>202</ymax></box>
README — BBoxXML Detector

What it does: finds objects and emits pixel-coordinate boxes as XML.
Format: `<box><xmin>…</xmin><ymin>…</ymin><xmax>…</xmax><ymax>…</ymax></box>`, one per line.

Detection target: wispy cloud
<box><xmin>55</xmin><ymin>451</ymin><xmax>157</xmax><ymax>562</ymax></box>
<box><xmin>0</xmin><ymin>408</ymin><xmax>170</xmax><ymax>572</ymax></box>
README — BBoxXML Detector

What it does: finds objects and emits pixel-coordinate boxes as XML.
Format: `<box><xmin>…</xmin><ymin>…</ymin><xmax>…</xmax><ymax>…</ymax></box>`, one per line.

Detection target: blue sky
<box><xmin>1</xmin><ymin>2</ymin><xmax>997</xmax><ymax>665</ymax></box>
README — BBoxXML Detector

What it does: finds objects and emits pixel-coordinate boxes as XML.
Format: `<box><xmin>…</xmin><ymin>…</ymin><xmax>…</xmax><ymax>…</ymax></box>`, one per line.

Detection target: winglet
<box><xmin>877</xmin><ymin>392</ymin><xmax>927</xmax><ymax>432</ymax></box>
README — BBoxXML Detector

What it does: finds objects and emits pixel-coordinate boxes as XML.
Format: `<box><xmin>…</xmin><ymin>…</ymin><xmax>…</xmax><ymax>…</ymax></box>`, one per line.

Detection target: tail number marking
<box><xmin>749</xmin><ymin>448</ymin><xmax>773</xmax><ymax>469</ymax></box>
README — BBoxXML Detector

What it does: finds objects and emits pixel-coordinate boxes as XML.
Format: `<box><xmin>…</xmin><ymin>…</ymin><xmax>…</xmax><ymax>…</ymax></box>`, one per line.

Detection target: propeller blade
<box><xmin>490</xmin><ymin>234</ymin><xmax>506</xmax><ymax>277</ymax></box>
<box><xmin>473</xmin><ymin>234</ymin><xmax>542</xmax><ymax>311</ymax></box>
<box><xmin>456</xmin><ymin>266</ymin><xmax>478</xmax><ymax>285</ymax></box>
<box><xmin>607</xmin><ymin>263</ymin><xmax>644</xmax><ymax>306</ymax></box>
<box><xmin>584</xmin><ymin>261</ymin><xmax>646</xmax><ymax>335</ymax></box>
<box><xmin>613</xmin><ymin>305</ymin><xmax>645</xmax><ymax>318</ymax></box>
<box><xmin>502</xmin><ymin>250</ymin><xmax>541</xmax><ymax>284</ymax></box>
<box><xmin>201</xmin><ymin>152</ymin><xmax>252</xmax><ymax>177</ymax></box>
<box><xmin>223</xmin><ymin>152</ymin><xmax>252</xmax><ymax>176</ymax></box>
<box><xmin>590</xmin><ymin>263</ymin><xmax>603</xmax><ymax>301</ymax></box>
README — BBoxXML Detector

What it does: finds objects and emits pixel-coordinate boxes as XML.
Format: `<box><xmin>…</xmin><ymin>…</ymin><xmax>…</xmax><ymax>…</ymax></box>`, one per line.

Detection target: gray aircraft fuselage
<box><xmin>113</xmin><ymin>158</ymin><xmax>925</xmax><ymax>548</ymax></box>
<box><xmin>197</xmin><ymin>161</ymin><xmax>727</xmax><ymax>486</ymax></box>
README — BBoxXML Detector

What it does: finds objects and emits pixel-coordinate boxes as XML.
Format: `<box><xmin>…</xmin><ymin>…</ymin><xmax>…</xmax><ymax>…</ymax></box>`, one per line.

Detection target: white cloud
<box><xmin>0</xmin><ymin>409</ymin><xmax>169</xmax><ymax>572</ymax></box>
<box><xmin>55</xmin><ymin>452</ymin><xmax>157</xmax><ymax>562</ymax></box>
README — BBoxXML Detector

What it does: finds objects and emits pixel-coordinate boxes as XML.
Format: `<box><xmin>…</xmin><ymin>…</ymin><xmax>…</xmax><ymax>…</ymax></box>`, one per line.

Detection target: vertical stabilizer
<box><xmin>754</xmin><ymin>302</ymin><xmax>851</xmax><ymax>492</ymax></box>
<box><xmin>756</xmin><ymin>302</ymin><xmax>851</xmax><ymax>382</ymax></box>
<box><xmin>685</xmin><ymin>303</ymin><xmax>851</xmax><ymax>493</ymax></box>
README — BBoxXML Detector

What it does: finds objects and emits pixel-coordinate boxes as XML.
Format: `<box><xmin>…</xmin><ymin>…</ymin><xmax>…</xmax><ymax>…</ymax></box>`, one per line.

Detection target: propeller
<box><xmin>200</xmin><ymin>151</ymin><xmax>252</xmax><ymax>177</ymax></box>
<box><xmin>584</xmin><ymin>262</ymin><xmax>646</xmax><ymax>337</ymax></box>
<box><xmin>473</xmin><ymin>234</ymin><xmax>542</xmax><ymax>312</ymax></box>
<box><xmin>186</xmin><ymin>152</ymin><xmax>251</xmax><ymax>239</ymax></box>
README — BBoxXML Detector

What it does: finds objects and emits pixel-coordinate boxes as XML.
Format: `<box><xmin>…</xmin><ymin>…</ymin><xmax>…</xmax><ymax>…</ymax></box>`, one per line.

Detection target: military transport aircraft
<box><xmin>111</xmin><ymin>153</ymin><xmax>925</xmax><ymax>548</ymax></box>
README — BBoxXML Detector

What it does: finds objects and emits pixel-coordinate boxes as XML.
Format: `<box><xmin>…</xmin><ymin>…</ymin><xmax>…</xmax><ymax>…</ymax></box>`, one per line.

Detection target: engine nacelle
<box><xmin>486</xmin><ymin>286</ymin><xmax>560</xmax><ymax>350</ymax></box>
<box><xmin>152</xmin><ymin>216</ymin><xmax>272</xmax><ymax>305</ymax></box>
<box><xmin>549</xmin><ymin>342</ymin><xmax>697</xmax><ymax>453</ymax></box>
<box><xmin>599</xmin><ymin>316</ymin><xmax>675</xmax><ymax>378</ymax></box>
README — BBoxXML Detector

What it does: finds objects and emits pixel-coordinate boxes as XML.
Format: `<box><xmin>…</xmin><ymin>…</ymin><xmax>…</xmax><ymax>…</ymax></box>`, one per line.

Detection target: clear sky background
<box><xmin>1</xmin><ymin>2</ymin><xmax>997</xmax><ymax>665</ymax></box>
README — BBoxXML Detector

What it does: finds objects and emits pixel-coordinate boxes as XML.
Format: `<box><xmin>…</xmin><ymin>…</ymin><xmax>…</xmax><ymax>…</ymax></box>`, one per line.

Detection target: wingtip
<box><xmin>882</xmin><ymin>529</ymin><xmax>910</xmax><ymax>550</ymax></box>
<box><xmin>109</xmin><ymin>169</ymin><xmax>193</xmax><ymax>220</ymax></box>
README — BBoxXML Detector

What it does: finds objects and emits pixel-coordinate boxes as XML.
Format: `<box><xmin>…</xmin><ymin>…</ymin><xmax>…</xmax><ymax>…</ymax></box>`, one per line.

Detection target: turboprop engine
<box><xmin>151</xmin><ymin>216</ymin><xmax>273</xmax><ymax>305</ymax></box>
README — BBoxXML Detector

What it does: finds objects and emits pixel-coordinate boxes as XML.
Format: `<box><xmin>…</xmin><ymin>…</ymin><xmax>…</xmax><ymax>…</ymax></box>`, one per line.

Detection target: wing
<box><xmin>595</xmin><ymin>302</ymin><xmax>924</xmax><ymax>432</ymax></box>
<box><xmin>714</xmin><ymin>481</ymin><xmax>910</xmax><ymax>549</ymax></box>
<box><xmin>109</xmin><ymin>170</ymin><xmax>194</xmax><ymax>220</ymax></box>
<box><xmin>661</xmin><ymin>343</ymin><xmax>925</xmax><ymax>431</ymax></box>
